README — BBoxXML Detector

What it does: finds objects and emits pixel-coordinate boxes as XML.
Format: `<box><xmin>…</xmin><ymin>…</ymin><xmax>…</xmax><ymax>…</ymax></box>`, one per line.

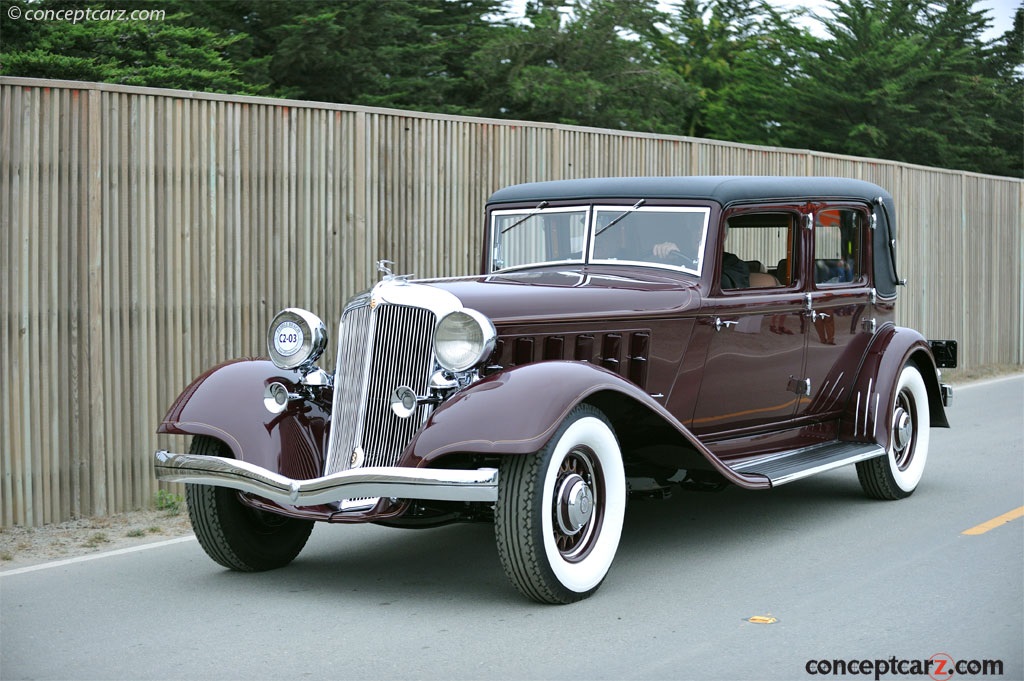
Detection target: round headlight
<box><xmin>267</xmin><ymin>308</ymin><xmax>327</xmax><ymax>371</ymax></box>
<box><xmin>433</xmin><ymin>309</ymin><xmax>496</xmax><ymax>373</ymax></box>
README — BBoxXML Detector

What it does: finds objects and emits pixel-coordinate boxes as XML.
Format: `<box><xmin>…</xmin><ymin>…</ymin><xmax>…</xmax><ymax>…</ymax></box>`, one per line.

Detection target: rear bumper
<box><xmin>154</xmin><ymin>451</ymin><xmax>499</xmax><ymax>506</ymax></box>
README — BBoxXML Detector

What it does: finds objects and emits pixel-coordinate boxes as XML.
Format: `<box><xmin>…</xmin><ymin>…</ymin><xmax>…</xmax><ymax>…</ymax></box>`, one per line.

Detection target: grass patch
<box><xmin>81</xmin><ymin>532</ymin><xmax>110</xmax><ymax>548</ymax></box>
<box><xmin>154</xmin><ymin>490</ymin><xmax>185</xmax><ymax>515</ymax></box>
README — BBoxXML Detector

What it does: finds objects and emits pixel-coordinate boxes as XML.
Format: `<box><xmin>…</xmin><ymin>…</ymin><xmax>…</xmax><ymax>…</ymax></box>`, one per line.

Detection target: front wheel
<box><xmin>185</xmin><ymin>436</ymin><xmax>314</xmax><ymax>571</ymax></box>
<box><xmin>856</xmin><ymin>364</ymin><xmax>931</xmax><ymax>500</ymax></box>
<box><xmin>495</xmin><ymin>404</ymin><xmax>626</xmax><ymax>604</ymax></box>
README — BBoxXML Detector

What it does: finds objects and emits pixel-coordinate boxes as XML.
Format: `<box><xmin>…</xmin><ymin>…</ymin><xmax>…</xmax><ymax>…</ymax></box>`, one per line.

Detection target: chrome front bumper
<box><xmin>154</xmin><ymin>451</ymin><xmax>499</xmax><ymax>506</ymax></box>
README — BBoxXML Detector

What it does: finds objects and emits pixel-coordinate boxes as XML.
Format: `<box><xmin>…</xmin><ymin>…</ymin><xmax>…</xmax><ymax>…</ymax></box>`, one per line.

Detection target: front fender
<box><xmin>406</xmin><ymin>361</ymin><xmax>770</xmax><ymax>489</ymax></box>
<box><xmin>158</xmin><ymin>359</ymin><xmax>330</xmax><ymax>479</ymax></box>
<box><xmin>841</xmin><ymin>325</ymin><xmax>949</xmax><ymax>445</ymax></box>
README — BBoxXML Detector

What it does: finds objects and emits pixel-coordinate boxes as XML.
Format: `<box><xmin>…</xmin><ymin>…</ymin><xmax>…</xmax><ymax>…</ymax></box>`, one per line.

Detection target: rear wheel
<box><xmin>857</xmin><ymin>364</ymin><xmax>931</xmax><ymax>500</ymax></box>
<box><xmin>185</xmin><ymin>436</ymin><xmax>314</xmax><ymax>571</ymax></box>
<box><xmin>495</xmin><ymin>404</ymin><xmax>626</xmax><ymax>604</ymax></box>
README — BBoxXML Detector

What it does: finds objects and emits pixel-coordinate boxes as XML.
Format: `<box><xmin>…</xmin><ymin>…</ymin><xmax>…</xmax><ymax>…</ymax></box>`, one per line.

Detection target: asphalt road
<box><xmin>2</xmin><ymin>376</ymin><xmax>1022</xmax><ymax>681</ymax></box>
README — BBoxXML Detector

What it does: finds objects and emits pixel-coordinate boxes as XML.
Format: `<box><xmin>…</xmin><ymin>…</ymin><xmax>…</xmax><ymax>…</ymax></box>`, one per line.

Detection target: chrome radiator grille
<box><xmin>325</xmin><ymin>301</ymin><xmax>437</xmax><ymax>477</ymax></box>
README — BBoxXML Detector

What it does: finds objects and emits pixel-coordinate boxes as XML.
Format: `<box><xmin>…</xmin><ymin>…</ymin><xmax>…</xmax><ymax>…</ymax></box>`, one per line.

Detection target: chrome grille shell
<box><xmin>325</xmin><ymin>281</ymin><xmax>463</xmax><ymax>480</ymax></box>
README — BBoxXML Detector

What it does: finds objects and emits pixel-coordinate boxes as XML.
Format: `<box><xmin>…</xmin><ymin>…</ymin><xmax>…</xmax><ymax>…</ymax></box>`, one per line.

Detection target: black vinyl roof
<box><xmin>487</xmin><ymin>175</ymin><xmax>892</xmax><ymax>206</ymax></box>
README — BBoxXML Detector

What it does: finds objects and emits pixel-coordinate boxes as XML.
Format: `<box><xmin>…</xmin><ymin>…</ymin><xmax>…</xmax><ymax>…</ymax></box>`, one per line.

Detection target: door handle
<box><xmin>714</xmin><ymin>317</ymin><xmax>739</xmax><ymax>332</ymax></box>
<box><xmin>807</xmin><ymin>310</ymin><xmax>830</xmax><ymax>323</ymax></box>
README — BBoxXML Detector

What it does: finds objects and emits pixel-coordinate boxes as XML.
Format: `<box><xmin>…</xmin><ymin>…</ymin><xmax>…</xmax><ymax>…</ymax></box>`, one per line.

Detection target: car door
<box><xmin>689</xmin><ymin>208</ymin><xmax>808</xmax><ymax>437</ymax></box>
<box><xmin>796</xmin><ymin>204</ymin><xmax>875</xmax><ymax>419</ymax></box>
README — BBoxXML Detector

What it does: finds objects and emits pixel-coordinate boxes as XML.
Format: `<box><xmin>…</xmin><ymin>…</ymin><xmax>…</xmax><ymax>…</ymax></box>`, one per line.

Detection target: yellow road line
<box><xmin>961</xmin><ymin>506</ymin><xmax>1024</xmax><ymax>536</ymax></box>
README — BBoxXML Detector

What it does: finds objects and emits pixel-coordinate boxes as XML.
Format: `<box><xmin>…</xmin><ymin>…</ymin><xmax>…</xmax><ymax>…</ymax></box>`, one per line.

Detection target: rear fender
<box><xmin>158</xmin><ymin>359</ymin><xmax>330</xmax><ymax>479</ymax></box>
<box><xmin>406</xmin><ymin>361</ymin><xmax>770</xmax><ymax>489</ymax></box>
<box><xmin>842</xmin><ymin>326</ymin><xmax>950</xmax><ymax>446</ymax></box>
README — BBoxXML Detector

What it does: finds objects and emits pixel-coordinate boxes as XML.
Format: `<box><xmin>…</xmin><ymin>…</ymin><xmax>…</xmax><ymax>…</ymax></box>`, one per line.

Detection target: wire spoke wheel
<box><xmin>552</xmin><ymin>447</ymin><xmax>602</xmax><ymax>561</ymax></box>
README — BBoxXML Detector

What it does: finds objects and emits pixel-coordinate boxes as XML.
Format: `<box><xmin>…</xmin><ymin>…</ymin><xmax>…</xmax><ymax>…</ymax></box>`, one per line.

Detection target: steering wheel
<box><xmin>666</xmin><ymin>249</ymin><xmax>697</xmax><ymax>268</ymax></box>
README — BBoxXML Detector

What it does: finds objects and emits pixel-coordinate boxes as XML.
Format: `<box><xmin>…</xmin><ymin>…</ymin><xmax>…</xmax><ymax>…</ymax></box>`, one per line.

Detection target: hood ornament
<box><xmin>376</xmin><ymin>259</ymin><xmax>414</xmax><ymax>283</ymax></box>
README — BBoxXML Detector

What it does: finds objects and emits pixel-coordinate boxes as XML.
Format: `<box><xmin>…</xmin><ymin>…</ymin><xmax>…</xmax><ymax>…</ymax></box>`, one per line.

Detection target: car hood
<box><xmin>421</xmin><ymin>267</ymin><xmax>700</xmax><ymax>324</ymax></box>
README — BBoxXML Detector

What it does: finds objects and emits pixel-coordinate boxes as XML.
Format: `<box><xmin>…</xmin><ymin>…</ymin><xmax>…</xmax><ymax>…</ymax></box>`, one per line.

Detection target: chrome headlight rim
<box><xmin>267</xmin><ymin>307</ymin><xmax>327</xmax><ymax>372</ymax></box>
<box><xmin>433</xmin><ymin>308</ymin><xmax>497</xmax><ymax>373</ymax></box>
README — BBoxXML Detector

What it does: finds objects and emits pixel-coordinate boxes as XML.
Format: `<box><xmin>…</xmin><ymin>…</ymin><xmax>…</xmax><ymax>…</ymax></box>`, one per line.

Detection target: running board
<box><xmin>727</xmin><ymin>441</ymin><xmax>885</xmax><ymax>487</ymax></box>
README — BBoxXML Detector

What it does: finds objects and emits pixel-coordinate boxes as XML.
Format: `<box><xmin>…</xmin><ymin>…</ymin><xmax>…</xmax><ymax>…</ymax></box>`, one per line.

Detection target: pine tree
<box><xmin>644</xmin><ymin>0</ymin><xmax>809</xmax><ymax>144</ymax></box>
<box><xmin>466</xmin><ymin>0</ymin><xmax>694</xmax><ymax>133</ymax></box>
<box><xmin>0</xmin><ymin>0</ymin><xmax>257</xmax><ymax>94</ymax></box>
<box><xmin>780</xmin><ymin>0</ymin><xmax>1016</xmax><ymax>174</ymax></box>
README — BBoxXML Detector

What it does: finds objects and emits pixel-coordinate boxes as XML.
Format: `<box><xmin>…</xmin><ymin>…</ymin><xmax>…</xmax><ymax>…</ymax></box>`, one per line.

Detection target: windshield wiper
<box><xmin>594</xmin><ymin>199</ymin><xmax>646</xmax><ymax>236</ymax></box>
<box><xmin>500</xmin><ymin>200</ymin><xmax>550</xmax><ymax>234</ymax></box>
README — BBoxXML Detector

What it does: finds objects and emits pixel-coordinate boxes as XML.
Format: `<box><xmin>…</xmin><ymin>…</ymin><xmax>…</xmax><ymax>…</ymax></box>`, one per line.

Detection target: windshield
<box><xmin>489</xmin><ymin>204</ymin><xmax>710</xmax><ymax>275</ymax></box>
<box><xmin>490</xmin><ymin>206</ymin><xmax>589</xmax><ymax>271</ymax></box>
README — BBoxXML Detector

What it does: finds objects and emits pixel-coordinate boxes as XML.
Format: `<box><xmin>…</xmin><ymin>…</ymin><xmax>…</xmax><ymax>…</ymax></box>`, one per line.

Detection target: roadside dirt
<box><xmin>0</xmin><ymin>507</ymin><xmax>194</xmax><ymax>570</ymax></box>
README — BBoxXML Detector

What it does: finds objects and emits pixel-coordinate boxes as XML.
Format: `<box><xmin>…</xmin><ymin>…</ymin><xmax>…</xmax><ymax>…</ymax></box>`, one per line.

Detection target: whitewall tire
<box><xmin>857</xmin><ymin>364</ymin><xmax>931</xmax><ymax>500</ymax></box>
<box><xmin>495</xmin><ymin>404</ymin><xmax>626</xmax><ymax>604</ymax></box>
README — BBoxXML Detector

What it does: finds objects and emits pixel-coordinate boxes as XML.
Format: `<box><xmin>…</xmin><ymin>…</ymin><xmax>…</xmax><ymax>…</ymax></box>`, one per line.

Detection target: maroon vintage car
<box><xmin>155</xmin><ymin>176</ymin><xmax>956</xmax><ymax>604</ymax></box>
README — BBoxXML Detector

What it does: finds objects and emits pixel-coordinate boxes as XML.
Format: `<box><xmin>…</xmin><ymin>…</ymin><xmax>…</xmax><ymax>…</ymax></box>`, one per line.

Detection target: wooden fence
<box><xmin>1</xmin><ymin>77</ymin><xmax>1021</xmax><ymax>527</ymax></box>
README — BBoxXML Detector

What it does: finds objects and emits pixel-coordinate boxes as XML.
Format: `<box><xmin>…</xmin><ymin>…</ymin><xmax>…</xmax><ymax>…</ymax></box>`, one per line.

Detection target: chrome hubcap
<box><xmin>893</xmin><ymin>408</ymin><xmax>912</xmax><ymax>450</ymax></box>
<box><xmin>557</xmin><ymin>474</ymin><xmax>594</xmax><ymax>535</ymax></box>
<box><xmin>891</xmin><ymin>389</ymin><xmax>916</xmax><ymax>470</ymax></box>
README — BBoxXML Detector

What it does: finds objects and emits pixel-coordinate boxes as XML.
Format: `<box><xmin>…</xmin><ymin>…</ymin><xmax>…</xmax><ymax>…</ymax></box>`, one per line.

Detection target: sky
<box><xmin>767</xmin><ymin>0</ymin><xmax>1018</xmax><ymax>40</ymax></box>
<box><xmin>503</xmin><ymin>0</ymin><xmax>1019</xmax><ymax>41</ymax></box>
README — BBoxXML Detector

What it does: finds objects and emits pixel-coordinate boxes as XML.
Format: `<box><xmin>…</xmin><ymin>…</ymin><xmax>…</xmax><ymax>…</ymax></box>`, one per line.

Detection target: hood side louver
<box><xmin>495</xmin><ymin>331</ymin><xmax>650</xmax><ymax>388</ymax></box>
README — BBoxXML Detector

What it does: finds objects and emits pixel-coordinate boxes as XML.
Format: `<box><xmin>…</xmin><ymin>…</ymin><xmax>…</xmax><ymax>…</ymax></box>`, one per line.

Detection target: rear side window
<box><xmin>814</xmin><ymin>208</ymin><xmax>867</xmax><ymax>286</ymax></box>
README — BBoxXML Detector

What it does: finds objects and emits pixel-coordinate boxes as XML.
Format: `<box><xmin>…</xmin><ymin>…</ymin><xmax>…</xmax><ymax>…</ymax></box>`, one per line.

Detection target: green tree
<box><xmin>984</xmin><ymin>3</ymin><xmax>1023</xmax><ymax>177</ymax></box>
<box><xmin>467</xmin><ymin>0</ymin><xmax>695</xmax><ymax>133</ymax></box>
<box><xmin>645</xmin><ymin>0</ymin><xmax>809</xmax><ymax>144</ymax></box>
<box><xmin>177</xmin><ymin>0</ymin><xmax>503</xmax><ymax>113</ymax></box>
<box><xmin>3</xmin><ymin>0</ymin><xmax>1017</xmax><ymax>176</ymax></box>
<box><xmin>780</xmin><ymin>0</ymin><xmax>1017</xmax><ymax>175</ymax></box>
<box><xmin>0</xmin><ymin>0</ymin><xmax>257</xmax><ymax>93</ymax></box>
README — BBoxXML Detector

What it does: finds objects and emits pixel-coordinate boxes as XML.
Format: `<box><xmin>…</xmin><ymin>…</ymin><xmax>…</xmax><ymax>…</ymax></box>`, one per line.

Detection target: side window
<box><xmin>814</xmin><ymin>208</ymin><xmax>866</xmax><ymax>286</ymax></box>
<box><xmin>722</xmin><ymin>212</ymin><xmax>799</xmax><ymax>290</ymax></box>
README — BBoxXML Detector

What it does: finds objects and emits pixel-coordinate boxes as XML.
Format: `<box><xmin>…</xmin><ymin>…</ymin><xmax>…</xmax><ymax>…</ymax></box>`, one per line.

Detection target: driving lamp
<box><xmin>267</xmin><ymin>308</ymin><xmax>327</xmax><ymax>371</ymax></box>
<box><xmin>263</xmin><ymin>382</ymin><xmax>291</xmax><ymax>414</ymax></box>
<box><xmin>433</xmin><ymin>309</ymin><xmax>496</xmax><ymax>373</ymax></box>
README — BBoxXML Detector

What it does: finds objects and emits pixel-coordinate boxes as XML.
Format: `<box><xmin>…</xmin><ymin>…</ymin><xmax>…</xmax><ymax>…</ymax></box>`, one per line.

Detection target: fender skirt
<box><xmin>406</xmin><ymin>361</ymin><xmax>771</xmax><ymax>490</ymax></box>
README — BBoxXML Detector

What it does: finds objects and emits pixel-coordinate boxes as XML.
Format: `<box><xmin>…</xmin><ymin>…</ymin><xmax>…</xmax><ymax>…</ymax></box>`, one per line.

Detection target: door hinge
<box><xmin>803</xmin><ymin>293</ymin><xmax>829</xmax><ymax>322</ymax></box>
